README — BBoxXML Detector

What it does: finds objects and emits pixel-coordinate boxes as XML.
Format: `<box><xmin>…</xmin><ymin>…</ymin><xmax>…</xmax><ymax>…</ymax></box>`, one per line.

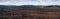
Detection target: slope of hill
<box><xmin>0</xmin><ymin>5</ymin><xmax>60</xmax><ymax>19</ymax></box>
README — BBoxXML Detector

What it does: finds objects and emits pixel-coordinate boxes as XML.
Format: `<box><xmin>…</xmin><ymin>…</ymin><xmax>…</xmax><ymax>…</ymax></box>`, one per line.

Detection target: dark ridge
<box><xmin>19</xmin><ymin>5</ymin><xmax>36</xmax><ymax>8</ymax></box>
<box><xmin>44</xmin><ymin>5</ymin><xmax>60</xmax><ymax>8</ymax></box>
<box><xmin>0</xmin><ymin>5</ymin><xmax>60</xmax><ymax>8</ymax></box>
<box><xmin>0</xmin><ymin>5</ymin><xmax>37</xmax><ymax>8</ymax></box>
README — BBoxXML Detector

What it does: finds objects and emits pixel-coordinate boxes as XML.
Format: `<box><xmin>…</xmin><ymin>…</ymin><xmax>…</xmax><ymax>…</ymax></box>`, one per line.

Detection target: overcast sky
<box><xmin>0</xmin><ymin>0</ymin><xmax>60</xmax><ymax>6</ymax></box>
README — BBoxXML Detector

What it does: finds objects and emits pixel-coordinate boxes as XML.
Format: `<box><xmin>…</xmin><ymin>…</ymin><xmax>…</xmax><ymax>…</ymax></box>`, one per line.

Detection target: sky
<box><xmin>0</xmin><ymin>0</ymin><xmax>60</xmax><ymax>6</ymax></box>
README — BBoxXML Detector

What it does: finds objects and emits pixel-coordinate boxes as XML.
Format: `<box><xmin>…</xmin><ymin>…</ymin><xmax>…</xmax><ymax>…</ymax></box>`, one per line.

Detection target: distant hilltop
<box><xmin>0</xmin><ymin>5</ymin><xmax>60</xmax><ymax>9</ymax></box>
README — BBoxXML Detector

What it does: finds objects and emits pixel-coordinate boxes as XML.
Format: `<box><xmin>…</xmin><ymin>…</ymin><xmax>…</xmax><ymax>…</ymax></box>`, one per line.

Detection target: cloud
<box><xmin>0</xmin><ymin>0</ymin><xmax>60</xmax><ymax>6</ymax></box>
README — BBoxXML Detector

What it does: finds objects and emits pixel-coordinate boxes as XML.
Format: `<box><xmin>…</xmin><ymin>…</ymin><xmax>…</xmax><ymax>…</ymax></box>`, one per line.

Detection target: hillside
<box><xmin>0</xmin><ymin>5</ymin><xmax>60</xmax><ymax>19</ymax></box>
